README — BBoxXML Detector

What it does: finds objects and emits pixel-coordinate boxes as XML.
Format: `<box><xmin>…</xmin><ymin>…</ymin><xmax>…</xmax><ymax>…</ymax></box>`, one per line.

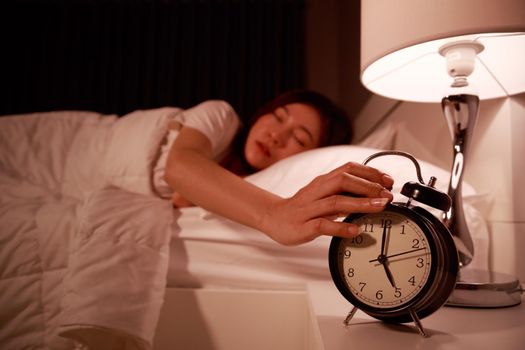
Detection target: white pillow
<box><xmin>245</xmin><ymin>145</ymin><xmax>476</xmax><ymax>203</ymax></box>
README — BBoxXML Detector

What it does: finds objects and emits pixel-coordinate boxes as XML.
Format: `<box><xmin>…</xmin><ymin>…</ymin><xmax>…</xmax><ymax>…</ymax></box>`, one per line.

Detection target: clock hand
<box><xmin>377</xmin><ymin>224</ymin><xmax>396</xmax><ymax>287</ymax></box>
<box><xmin>369</xmin><ymin>247</ymin><xmax>427</xmax><ymax>263</ymax></box>
<box><xmin>380</xmin><ymin>224</ymin><xmax>387</xmax><ymax>256</ymax></box>
<box><xmin>382</xmin><ymin>260</ymin><xmax>396</xmax><ymax>288</ymax></box>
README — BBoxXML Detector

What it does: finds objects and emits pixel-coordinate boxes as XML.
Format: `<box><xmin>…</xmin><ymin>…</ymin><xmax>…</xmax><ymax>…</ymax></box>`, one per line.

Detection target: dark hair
<box><xmin>222</xmin><ymin>89</ymin><xmax>353</xmax><ymax>175</ymax></box>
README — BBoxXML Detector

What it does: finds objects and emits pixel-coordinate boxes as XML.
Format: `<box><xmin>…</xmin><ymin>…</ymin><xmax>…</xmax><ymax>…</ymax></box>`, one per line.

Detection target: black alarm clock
<box><xmin>328</xmin><ymin>151</ymin><xmax>459</xmax><ymax>337</ymax></box>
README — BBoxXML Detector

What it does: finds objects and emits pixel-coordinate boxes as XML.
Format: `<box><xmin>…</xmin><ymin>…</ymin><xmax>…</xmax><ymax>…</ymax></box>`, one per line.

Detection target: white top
<box><xmin>153</xmin><ymin>100</ymin><xmax>242</xmax><ymax>198</ymax></box>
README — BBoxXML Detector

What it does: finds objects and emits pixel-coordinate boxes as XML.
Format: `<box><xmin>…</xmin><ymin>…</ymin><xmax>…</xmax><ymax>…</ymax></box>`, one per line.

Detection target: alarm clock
<box><xmin>328</xmin><ymin>151</ymin><xmax>459</xmax><ymax>337</ymax></box>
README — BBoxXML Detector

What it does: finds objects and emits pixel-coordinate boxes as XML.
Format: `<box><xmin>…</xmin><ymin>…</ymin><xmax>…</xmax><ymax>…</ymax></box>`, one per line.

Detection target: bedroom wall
<box><xmin>305</xmin><ymin>0</ymin><xmax>371</xmax><ymax>124</ymax></box>
<box><xmin>469</xmin><ymin>94</ymin><xmax>525</xmax><ymax>281</ymax></box>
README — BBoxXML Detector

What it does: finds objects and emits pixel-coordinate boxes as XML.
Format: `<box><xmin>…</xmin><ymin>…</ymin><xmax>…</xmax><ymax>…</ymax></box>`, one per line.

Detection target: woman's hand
<box><xmin>259</xmin><ymin>162</ymin><xmax>394</xmax><ymax>246</ymax></box>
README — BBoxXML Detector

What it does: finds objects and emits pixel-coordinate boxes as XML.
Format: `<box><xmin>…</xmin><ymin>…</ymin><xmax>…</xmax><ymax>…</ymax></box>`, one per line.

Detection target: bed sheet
<box><xmin>168</xmin><ymin>207</ymin><xmax>332</xmax><ymax>290</ymax></box>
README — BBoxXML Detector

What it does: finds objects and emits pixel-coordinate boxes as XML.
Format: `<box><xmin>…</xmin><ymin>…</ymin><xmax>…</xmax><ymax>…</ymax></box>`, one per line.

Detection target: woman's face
<box><xmin>244</xmin><ymin>102</ymin><xmax>323</xmax><ymax>170</ymax></box>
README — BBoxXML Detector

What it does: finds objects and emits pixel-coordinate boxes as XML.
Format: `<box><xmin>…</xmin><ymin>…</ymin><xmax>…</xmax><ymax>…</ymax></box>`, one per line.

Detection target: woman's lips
<box><xmin>256</xmin><ymin>141</ymin><xmax>271</xmax><ymax>157</ymax></box>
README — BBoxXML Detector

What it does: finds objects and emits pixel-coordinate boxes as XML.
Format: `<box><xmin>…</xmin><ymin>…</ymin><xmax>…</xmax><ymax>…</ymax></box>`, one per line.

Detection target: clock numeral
<box><xmin>364</xmin><ymin>223</ymin><xmax>374</xmax><ymax>232</ymax></box>
<box><xmin>400</xmin><ymin>224</ymin><xmax>406</xmax><ymax>234</ymax></box>
<box><xmin>408</xmin><ymin>276</ymin><xmax>416</xmax><ymax>286</ymax></box>
<box><xmin>347</xmin><ymin>268</ymin><xmax>355</xmax><ymax>278</ymax></box>
<box><xmin>343</xmin><ymin>249</ymin><xmax>351</xmax><ymax>259</ymax></box>
<box><xmin>359</xmin><ymin>282</ymin><xmax>366</xmax><ymax>292</ymax></box>
<box><xmin>416</xmin><ymin>257</ymin><xmax>424</xmax><ymax>268</ymax></box>
<box><xmin>412</xmin><ymin>239</ymin><xmax>420</xmax><ymax>249</ymax></box>
<box><xmin>376</xmin><ymin>290</ymin><xmax>384</xmax><ymax>300</ymax></box>
<box><xmin>394</xmin><ymin>287</ymin><xmax>402</xmax><ymax>298</ymax></box>
<box><xmin>351</xmin><ymin>235</ymin><xmax>363</xmax><ymax>245</ymax></box>
<box><xmin>380</xmin><ymin>219</ymin><xmax>392</xmax><ymax>228</ymax></box>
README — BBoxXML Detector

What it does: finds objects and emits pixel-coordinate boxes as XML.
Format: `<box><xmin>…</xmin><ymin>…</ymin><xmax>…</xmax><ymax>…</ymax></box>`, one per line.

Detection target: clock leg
<box><xmin>409</xmin><ymin>308</ymin><xmax>428</xmax><ymax>337</ymax></box>
<box><xmin>343</xmin><ymin>306</ymin><xmax>358</xmax><ymax>326</ymax></box>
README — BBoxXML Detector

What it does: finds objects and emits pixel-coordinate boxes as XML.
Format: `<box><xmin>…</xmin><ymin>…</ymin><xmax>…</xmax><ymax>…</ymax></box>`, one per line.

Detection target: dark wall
<box><xmin>0</xmin><ymin>0</ymin><xmax>306</xmax><ymax>121</ymax></box>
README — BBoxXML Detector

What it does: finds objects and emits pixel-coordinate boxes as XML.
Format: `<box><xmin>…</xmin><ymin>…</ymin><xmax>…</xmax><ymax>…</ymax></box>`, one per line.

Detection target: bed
<box><xmin>0</xmin><ymin>107</ymin><xmax>490</xmax><ymax>349</ymax></box>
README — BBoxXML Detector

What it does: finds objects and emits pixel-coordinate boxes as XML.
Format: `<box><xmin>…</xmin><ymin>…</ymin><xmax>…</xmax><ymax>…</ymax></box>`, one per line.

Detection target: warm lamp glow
<box><xmin>362</xmin><ymin>33</ymin><xmax>525</xmax><ymax>102</ymax></box>
<box><xmin>360</xmin><ymin>0</ymin><xmax>525</xmax><ymax>102</ymax></box>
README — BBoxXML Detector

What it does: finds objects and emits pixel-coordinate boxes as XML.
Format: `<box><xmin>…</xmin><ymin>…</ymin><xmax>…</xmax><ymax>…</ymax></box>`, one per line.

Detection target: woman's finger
<box><xmin>325</xmin><ymin>162</ymin><xmax>394</xmax><ymax>189</ymax></box>
<box><xmin>300</xmin><ymin>195</ymin><xmax>390</xmax><ymax>220</ymax></box>
<box><xmin>299</xmin><ymin>171</ymin><xmax>393</xmax><ymax>203</ymax></box>
<box><xmin>303</xmin><ymin>217</ymin><xmax>362</xmax><ymax>241</ymax></box>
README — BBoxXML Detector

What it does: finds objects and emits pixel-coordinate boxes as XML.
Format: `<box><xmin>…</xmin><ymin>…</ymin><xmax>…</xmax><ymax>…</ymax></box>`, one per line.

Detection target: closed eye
<box><xmin>293</xmin><ymin>131</ymin><xmax>309</xmax><ymax>147</ymax></box>
<box><xmin>294</xmin><ymin>137</ymin><xmax>306</xmax><ymax>147</ymax></box>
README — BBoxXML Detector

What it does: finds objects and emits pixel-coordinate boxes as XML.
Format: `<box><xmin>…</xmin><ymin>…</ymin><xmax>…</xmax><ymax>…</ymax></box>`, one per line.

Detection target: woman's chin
<box><xmin>245</xmin><ymin>155</ymin><xmax>268</xmax><ymax>171</ymax></box>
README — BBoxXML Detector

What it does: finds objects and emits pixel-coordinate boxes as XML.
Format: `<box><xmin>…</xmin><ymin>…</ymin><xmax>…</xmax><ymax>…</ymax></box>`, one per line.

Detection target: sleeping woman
<box><xmin>163</xmin><ymin>89</ymin><xmax>394</xmax><ymax>246</ymax></box>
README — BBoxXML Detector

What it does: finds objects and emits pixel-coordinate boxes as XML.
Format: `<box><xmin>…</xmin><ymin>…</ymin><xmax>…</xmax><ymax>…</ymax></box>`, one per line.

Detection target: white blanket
<box><xmin>0</xmin><ymin>109</ymin><xmax>180</xmax><ymax>350</ymax></box>
<box><xmin>59</xmin><ymin>187</ymin><xmax>173</xmax><ymax>350</ymax></box>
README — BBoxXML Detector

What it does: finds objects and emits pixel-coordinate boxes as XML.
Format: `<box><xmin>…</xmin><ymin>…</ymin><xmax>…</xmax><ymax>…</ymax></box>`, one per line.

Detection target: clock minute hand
<box><xmin>369</xmin><ymin>247</ymin><xmax>427</xmax><ymax>263</ymax></box>
<box><xmin>380</xmin><ymin>224</ymin><xmax>387</xmax><ymax>256</ymax></box>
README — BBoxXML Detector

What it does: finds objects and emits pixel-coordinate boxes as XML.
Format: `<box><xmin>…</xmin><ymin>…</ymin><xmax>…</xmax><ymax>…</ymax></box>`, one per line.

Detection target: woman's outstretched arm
<box><xmin>164</xmin><ymin>126</ymin><xmax>394</xmax><ymax>246</ymax></box>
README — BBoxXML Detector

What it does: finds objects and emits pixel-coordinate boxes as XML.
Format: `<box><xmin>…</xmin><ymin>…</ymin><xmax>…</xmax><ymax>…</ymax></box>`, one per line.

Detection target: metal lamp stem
<box><xmin>442</xmin><ymin>94</ymin><xmax>522</xmax><ymax>308</ymax></box>
<box><xmin>441</xmin><ymin>94</ymin><xmax>479</xmax><ymax>267</ymax></box>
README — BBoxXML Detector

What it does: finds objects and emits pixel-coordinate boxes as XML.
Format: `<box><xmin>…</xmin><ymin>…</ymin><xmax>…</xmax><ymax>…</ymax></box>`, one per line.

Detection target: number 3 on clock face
<box><xmin>329</xmin><ymin>204</ymin><xmax>458</xmax><ymax>324</ymax></box>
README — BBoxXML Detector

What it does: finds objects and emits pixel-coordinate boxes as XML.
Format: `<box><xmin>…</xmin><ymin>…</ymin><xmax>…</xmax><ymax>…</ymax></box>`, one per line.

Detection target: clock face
<box><xmin>333</xmin><ymin>209</ymin><xmax>435</xmax><ymax>310</ymax></box>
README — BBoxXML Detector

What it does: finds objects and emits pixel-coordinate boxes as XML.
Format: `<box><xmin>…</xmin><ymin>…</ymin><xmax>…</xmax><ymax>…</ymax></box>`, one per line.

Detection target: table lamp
<box><xmin>360</xmin><ymin>0</ymin><xmax>525</xmax><ymax>307</ymax></box>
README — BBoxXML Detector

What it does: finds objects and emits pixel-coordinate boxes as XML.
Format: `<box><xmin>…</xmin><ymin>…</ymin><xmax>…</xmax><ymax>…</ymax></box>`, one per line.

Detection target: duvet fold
<box><xmin>59</xmin><ymin>187</ymin><xmax>174</xmax><ymax>350</ymax></box>
<box><xmin>0</xmin><ymin>109</ymin><xmax>178</xmax><ymax>350</ymax></box>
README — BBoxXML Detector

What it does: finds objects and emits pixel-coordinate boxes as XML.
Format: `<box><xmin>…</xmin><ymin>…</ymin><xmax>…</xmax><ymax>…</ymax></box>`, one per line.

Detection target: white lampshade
<box><xmin>360</xmin><ymin>0</ymin><xmax>525</xmax><ymax>102</ymax></box>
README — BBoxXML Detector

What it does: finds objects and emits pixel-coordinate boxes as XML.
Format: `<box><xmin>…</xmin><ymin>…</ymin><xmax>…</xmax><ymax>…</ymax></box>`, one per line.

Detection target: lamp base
<box><xmin>446</xmin><ymin>268</ymin><xmax>523</xmax><ymax>308</ymax></box>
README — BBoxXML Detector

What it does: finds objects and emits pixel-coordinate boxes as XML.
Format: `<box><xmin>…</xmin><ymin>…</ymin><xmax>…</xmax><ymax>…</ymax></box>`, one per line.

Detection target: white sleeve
<box><xmin>179</xmin><ymin>100</ymin><xmax>242</xmax><ymax>159</ymax></box>
<box><xmin>152</xmin><ymin>100</ymin><xmax>242</xmax><ymax>198</ymax></box>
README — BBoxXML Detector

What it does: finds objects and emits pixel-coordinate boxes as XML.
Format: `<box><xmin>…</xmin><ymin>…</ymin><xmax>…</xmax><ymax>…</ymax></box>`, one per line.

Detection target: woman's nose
<box><xmin>269</xmin><ymin>129</ymin><xmax>290</xmax><ymax>146</ymax></box>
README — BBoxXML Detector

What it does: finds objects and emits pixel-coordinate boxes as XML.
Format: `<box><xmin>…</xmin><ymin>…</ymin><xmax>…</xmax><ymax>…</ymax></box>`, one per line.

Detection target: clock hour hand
<box><xmin>377</xmin><ymin>253</ymin><xmax>396</xmax><ymax>288</ymax></box>
<box><xmin>383</xmin><ymin>261</ymin><xmax>396</xmax><ymax>288</ymax></box>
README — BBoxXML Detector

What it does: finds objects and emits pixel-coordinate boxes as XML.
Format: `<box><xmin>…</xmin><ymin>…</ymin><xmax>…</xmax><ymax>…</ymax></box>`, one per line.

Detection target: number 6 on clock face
<box><xmin>329</xmin><ymin>204</ymin><xmax>458</xmax><ymax>324</ymax></box>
